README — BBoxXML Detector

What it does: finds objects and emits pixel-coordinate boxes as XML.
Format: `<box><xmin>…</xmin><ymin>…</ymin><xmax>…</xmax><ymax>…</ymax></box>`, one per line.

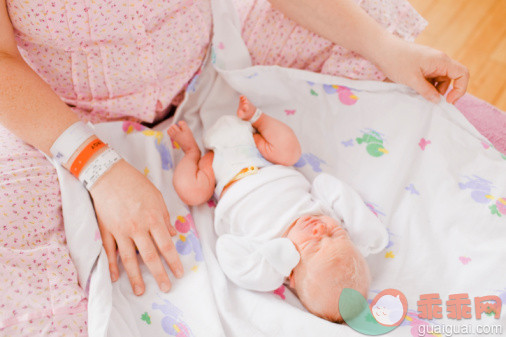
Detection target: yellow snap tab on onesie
<box><xmin>223</xmin><ymin>166</ymin><xmax>259</xmax><ymax>191</ymax></box>
<box><xmin>234</xmin><ymin>166</ymin><xmax>259</xmax><ymax>180</ymax></box>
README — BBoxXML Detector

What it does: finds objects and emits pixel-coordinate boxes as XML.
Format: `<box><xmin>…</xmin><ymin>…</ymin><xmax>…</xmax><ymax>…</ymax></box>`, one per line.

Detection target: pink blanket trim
<box><xmin>455</xmin><ymin>93</ymin><xmax>506</xmax><ymax>155</ymax></box>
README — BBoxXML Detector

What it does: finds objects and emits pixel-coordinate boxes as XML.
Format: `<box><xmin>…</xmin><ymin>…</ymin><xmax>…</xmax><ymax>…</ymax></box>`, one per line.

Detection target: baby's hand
<box><xmin>377</xmin><ymin>38</ymin><xmax>469</xmax><ymax>104</ymax></box>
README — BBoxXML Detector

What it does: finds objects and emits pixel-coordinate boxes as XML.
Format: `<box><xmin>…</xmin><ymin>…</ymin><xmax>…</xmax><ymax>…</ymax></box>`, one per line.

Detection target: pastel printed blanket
<box><xmin>53</xmin><ymin>0</ymin><xmax>506</xmax><ymax>336</ymax></box>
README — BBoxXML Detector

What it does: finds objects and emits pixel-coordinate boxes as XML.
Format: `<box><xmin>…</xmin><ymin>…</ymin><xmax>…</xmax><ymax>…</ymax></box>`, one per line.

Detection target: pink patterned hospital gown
<box><xmin>0</xmin><ymin>0</ymin><xmax>425</xmax><ymax>335</ymax></box>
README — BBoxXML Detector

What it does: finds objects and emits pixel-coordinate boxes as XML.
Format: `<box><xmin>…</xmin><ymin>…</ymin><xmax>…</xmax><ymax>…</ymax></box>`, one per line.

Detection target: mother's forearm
<box><xmin>267</xmin><ymin>0</ymin><xmax>398</xmax><ymax>66</ymax></box>
<box><xmin>0</xmin><ymin>52</ymin><xmax>79</xmax><ymax>155</ymax></box>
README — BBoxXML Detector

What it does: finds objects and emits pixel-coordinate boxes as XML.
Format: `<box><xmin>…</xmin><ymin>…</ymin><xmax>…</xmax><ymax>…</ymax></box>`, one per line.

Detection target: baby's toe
<box><xmin>178</xmin><ymin>120</ymin><xmax>190</xmax><ymax>132</ymax></box>
<box><xmin>167</xmin><ymin>125</ymin><xmax>179</xmax><ymax>137</ymax></box>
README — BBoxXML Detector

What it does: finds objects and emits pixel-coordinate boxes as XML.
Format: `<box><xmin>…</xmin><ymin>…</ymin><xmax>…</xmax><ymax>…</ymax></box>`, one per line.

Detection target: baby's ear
<box><xmin>289</xmin><ymin>272</ymin><xmax>296</xmax><ymax>289</ymax></box>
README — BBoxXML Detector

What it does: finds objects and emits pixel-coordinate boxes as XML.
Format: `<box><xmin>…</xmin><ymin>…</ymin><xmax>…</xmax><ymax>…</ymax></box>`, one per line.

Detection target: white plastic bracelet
<box><xmin>79</xmin><ymin>147</ymin><xmax>122</xmax><ymax>190</ymax></box>
<box><xmin>50</xmin><ymin>121</ymin><xmax>95</xmax><ymax>165</ymax></box>
<box><xmin>249</xmin><ymin>108</ymin><xmax>263</xmax><ymax>124</ymax></box>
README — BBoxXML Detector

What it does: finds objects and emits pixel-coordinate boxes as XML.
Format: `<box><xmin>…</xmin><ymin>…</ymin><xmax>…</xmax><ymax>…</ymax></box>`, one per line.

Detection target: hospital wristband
<box><xmin>50</xmin><ymin>121</ymin><xmax>95</xmax><ymax>165</ymax></box>
<box><xmin>70</xmin><ymin>138</ymin><xmax>106</xmax><ymax>178</ymax></box>
<box><xmin>249</xmin><ymin>108</ymin><xmax>263</xmax><ymax>124</ymax></box>
<box><xmin>78</xmin><ymin>147</ymin><xmax>122</xmax><ymax>190</ymax></box>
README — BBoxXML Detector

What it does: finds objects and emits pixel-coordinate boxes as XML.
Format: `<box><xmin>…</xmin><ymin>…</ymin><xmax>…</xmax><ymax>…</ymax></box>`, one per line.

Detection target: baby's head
<box><xmin>285</xmin><ymin>215</ymin><xmax>370</xmax><ymax>322</ymax></box>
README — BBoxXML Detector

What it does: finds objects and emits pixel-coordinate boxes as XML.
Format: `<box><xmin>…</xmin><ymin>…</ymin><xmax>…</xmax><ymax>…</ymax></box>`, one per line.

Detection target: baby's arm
<box><xmin>238</xmin><ymin>96</ymin><xmax>301</xmax><ymax>166</ymax></box>
<box><xmin>216</xmin><ymin>234</ymin><xmax>300</xmax><ymax>292</ymax></box>
<box><xmin>311</xmin><ymin>173</ymin><xmax>388</xmax><ymax>256</ymax></box>
<box><xmin>168</xmin><ymin>121</ymin><xmax>215</xmax><ymax>206</ymax></box>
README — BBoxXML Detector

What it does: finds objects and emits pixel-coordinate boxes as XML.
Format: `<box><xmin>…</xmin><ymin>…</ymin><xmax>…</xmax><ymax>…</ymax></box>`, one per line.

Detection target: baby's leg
<box><xmin>237</xmin><ymin>96</ymin><xmax>301</xmax><ymax>166</ymax></box>
<box><xmin>168</xmin><ymin>121</ymin><xmax>215</xmax><ymax>206</ymax></box>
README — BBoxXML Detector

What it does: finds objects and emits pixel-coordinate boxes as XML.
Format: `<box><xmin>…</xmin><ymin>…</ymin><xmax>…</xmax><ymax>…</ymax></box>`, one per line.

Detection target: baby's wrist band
<box><xmin>249</xmin><ymin>108</ymin><xmax>263</xmax><ymax>124</ymax></box>
<box><xmin>50</xmin><ymin>121</ymin><xmax>95</xmax><ymax>165</ymax></box>
<box><xmin>78</xmin><ymin>147</ymin><xmax>122</xmax><ymax>190</ymax></box>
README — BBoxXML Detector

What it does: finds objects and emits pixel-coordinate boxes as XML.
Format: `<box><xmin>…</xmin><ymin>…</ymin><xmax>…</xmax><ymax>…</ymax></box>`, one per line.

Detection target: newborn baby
<box><xmin>169</xmin><ymin>96</ymin><xmax>388</xmax><ymax>322</ymax></box>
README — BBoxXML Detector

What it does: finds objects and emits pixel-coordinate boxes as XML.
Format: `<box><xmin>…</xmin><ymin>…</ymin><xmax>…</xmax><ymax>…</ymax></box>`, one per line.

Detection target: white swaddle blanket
<box><xmin>51</xmin><ymin>0</ymin><xmax>506</xmax><ymax>335</ymax></box>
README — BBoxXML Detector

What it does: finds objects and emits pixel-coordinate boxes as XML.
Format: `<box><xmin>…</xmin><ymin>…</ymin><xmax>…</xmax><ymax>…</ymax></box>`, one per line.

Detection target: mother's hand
<box><xmin>89</xmin><ymin>159</ymin><xmax>183</xmax><ymax>295</ymax></box>
<box><xmin>377</xmin><ymin>37</ymin><xmax>470</xmax><ymax>104</ymax></box>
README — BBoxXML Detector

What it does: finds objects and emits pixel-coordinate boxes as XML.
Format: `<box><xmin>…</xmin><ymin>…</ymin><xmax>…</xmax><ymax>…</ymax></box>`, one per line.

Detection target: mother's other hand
<box><xmin>90</xmin><ymin>160</ymin><xmax>183</xmax><ymax>295</ymax></box>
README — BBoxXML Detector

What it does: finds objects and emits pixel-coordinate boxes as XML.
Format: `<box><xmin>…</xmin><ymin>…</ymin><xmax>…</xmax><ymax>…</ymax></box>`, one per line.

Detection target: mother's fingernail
<box><xmin>176</xmin><ymin>269</ymin><xmax>184</xmax><ymax>278</ymax></box>
<box><xmin>161</xmin><ymin>282</ymin><xmax>170</xmax><ymax>292</ymax></box>
<box><xmin>134</xmin><ymin>285</ymin><xmax>143</xmax><ymax>296</ymax></box>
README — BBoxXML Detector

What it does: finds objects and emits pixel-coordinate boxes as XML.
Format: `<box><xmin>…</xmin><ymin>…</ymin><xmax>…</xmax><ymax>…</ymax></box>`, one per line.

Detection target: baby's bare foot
<box><xmin>237</xmin><ymin>95</ymin><xmax>257</xmax><ymax>121</ymax></box>
<box><xmin>167</xmin><ymin>121</ymin><xmax>199</xmax><ymax>155</ymax></box>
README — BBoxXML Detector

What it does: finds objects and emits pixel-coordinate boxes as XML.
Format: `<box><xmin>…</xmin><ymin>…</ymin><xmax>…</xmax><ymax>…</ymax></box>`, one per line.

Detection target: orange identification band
<box><xmin>70</xmin><ymin>139</ymin><xmax>106</xmax><ymax>178</ymax></box>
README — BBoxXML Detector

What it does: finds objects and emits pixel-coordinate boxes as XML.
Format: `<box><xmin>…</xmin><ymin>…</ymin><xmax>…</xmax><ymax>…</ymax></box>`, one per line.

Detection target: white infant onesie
<box><xmin>205</xmin><ymin>115</ymin><xmax>389</xmax><ymax>292</ymax></box>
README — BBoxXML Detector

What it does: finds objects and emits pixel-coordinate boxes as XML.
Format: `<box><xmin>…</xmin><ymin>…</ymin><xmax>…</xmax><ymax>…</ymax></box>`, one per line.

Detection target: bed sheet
<box><xmin>52</xmin><ymin>0</ymin><xmax>506</xmax><ymax>336</ymax></box>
